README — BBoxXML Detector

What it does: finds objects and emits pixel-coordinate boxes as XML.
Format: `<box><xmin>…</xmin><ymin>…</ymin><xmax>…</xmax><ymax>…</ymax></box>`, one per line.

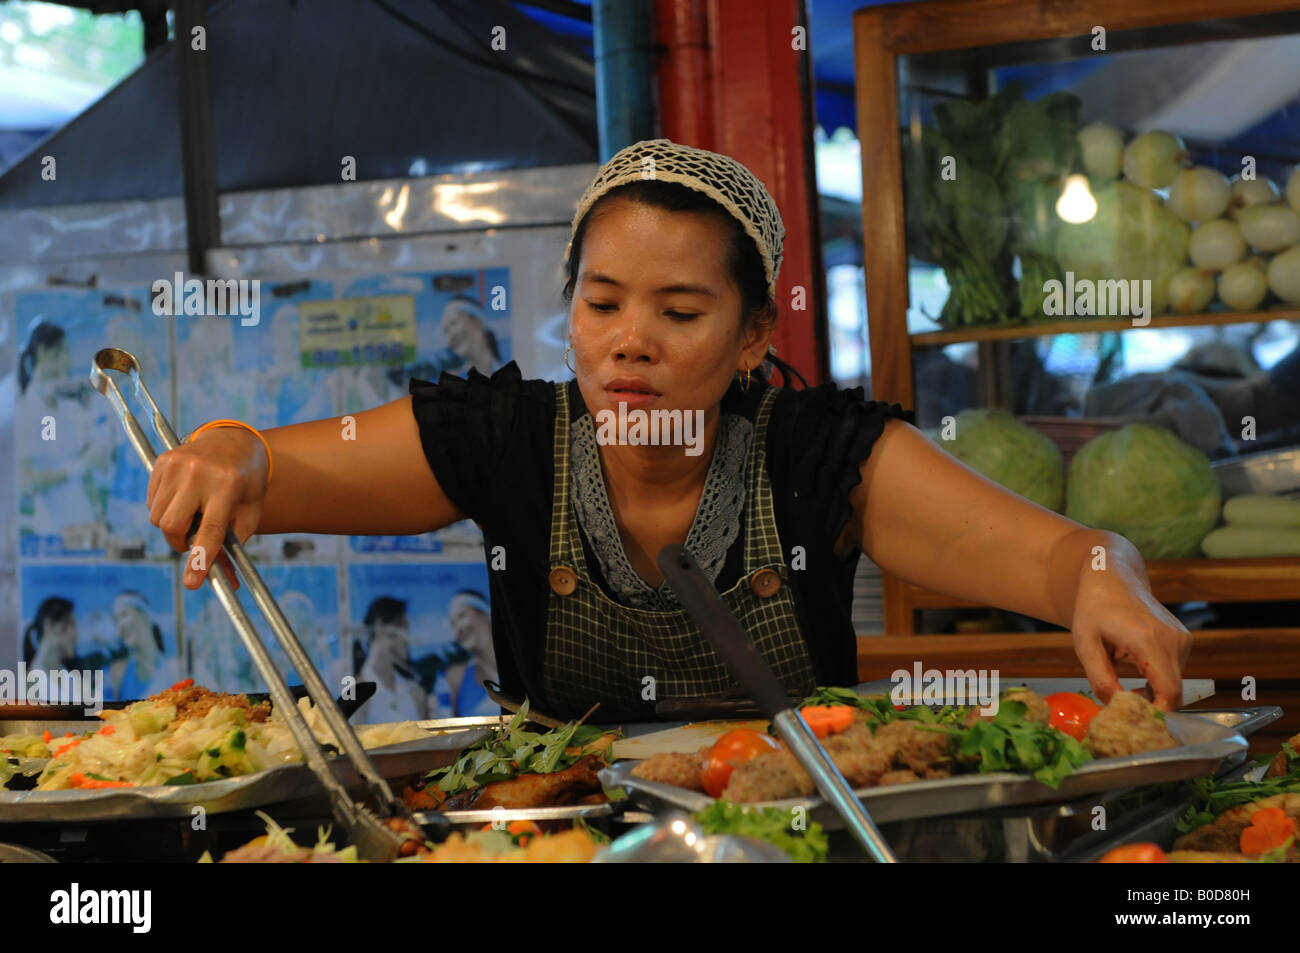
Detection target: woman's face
<box><xmin>372</xmin><ymin>617</ymin><xmax>409</xmax><ymax>654</ymax></box>
<box><xmin>112</xmin><ymin>598</ymin><xmax>150</xmax><ymax>648</ymax></box>
<box><xmin>37</xmin><ymin>340</ymin><xmax>70</xmax><ymax>382</ymax></box>
<box><xmin>569</xmin><ymin>199</ymin><xmax>769</xmax><ymax>422</ymax></box>
<box><xmin>45</xmin><ymin>613</ymin><xmax>78</xmax><ymax>653</ymax></box>
<box><xmin>441</xmin><ymin>305</ymin><xmax>485</xmax><ymax>357</ymax></box>
<box><xmin>449</xmin><ymin>603</ymin><xmax>489</xmax><ymax>649</ymax></box>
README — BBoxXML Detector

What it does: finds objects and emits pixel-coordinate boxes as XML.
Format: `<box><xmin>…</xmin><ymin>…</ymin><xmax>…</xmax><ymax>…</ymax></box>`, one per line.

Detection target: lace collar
<box><xmin>570</xmin><ymin>411</ymin><xmax>753</xmax><ymax>610</ymax></box>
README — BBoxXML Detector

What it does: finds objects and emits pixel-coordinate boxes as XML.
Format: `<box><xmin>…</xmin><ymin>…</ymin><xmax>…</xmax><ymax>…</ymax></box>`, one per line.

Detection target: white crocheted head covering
<box><xmin>566</xmin><ymin>139</ymin><xmax>786</xmax><ymax>299</ymax></box>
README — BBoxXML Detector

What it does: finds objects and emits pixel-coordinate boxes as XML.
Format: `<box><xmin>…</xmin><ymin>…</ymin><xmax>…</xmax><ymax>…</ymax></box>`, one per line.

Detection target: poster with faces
<box><xmin>346</xmin><ymin>561</ymin><xmax>495</xmax><ymax>723</ymax></box>
<box><xmin>20</xmin><ymin>562</ymin><xmax>178</xmax><ymax>702</ymax></box>
<box><xmin>180</xmin><ymin>563</ymin><xmax>342</xmax><ymax>696</ymax></box>
<box><xmin>14</xmin><ymin>289</ymin><xmax>171</xmax><ymax>559</ymax></box>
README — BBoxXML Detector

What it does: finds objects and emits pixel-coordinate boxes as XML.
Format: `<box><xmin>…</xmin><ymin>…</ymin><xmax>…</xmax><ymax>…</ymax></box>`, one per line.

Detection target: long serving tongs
<box><xmin>91</xmin><ymin>347</ymin><xmax>423</xmax><ymax>861</ymax></box>
<box><xmin>657</xmin><ymin>544</ymin><xmax>899</xmax><ymax>862</ymax></box>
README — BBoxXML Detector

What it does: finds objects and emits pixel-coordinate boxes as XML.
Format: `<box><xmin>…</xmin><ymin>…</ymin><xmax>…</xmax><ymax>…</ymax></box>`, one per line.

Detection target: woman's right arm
<box><xmin>147</xmin><ymin>396</ymin><xmax>466</xmax><ymax>589</ymax></box>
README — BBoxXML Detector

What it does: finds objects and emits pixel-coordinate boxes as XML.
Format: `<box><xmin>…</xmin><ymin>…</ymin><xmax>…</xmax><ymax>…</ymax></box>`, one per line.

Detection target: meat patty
<box><xmin>1000</xmin><ymin>688</ymin><xmax>1049</xmax><ymax>724</ymax></box>
<box><xmin>873</xmin><ymin>720</ymin><xmax>955</xmax><ymax>778</ymax></box>
<box><xmin>822</xmin><ymin>723</ymin><xmax>893</xmax><ymax>788</ymax></box>
<box><xmin>722</xmin><ymin>749</ymin><xmax>816</xmax><ymax>802</ymax></box>
<box><xmin>1084</xmin><ymin>691</ymin><xmax>1177</xmax><ymax>759</ymax></box>
<box><xmin>878</xmin><ymin>769</ymin><xmax>921</xmax><ymax>786</ymax></box>
<box><xmin>631</xmin><ymin>752</ymin><xmax>706</xmax><ymax>792</ymax></box>
<box><xmin>1174</xmin><ymin>793</ymin><xmax>1300</xmax><ymax>853</ymax></box>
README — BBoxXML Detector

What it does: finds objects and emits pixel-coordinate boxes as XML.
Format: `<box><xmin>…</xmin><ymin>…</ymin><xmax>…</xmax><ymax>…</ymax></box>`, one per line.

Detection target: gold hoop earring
<box><xmin>740</xmin><ymin>366</ymin><xmax>752</xmax><ymax>392</ymax></box>
<box><xmin>564</xmin><ymin>346</ymin><xmax>575</xmax><ymax>374</ymax></box>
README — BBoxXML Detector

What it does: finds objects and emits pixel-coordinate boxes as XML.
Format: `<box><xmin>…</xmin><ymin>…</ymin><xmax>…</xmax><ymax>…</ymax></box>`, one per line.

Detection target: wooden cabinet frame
<box><xmin>852</xmin><ymin>0</ymin><xmax>1300</xmax><ymax>681</ymax></box>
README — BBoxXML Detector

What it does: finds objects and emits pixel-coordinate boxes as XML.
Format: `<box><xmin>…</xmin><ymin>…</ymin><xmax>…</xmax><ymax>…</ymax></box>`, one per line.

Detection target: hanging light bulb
<box><xmin>1056</xmin><ymin>174</ymin><xmax>1098</xmax><ymax>224</ymax></box>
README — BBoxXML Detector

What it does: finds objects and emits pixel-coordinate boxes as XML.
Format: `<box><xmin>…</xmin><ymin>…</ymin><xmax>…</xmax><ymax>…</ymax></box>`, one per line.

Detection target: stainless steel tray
<box><xmin>600</xmin><ymin>711</ymin><xmax>1248</xmax><ymax>829</ymax></box>
<box><xmin>0</xmin><ymin>722</ymin><xmax>490</xmax><ymax>822</ymax></box>
<box><xmin>414</xmin><ymin>803</ymin><xmax>618</xmax><ymax>826</ymax></box>
<box><xmin>1212</xmin><ymin>446</ymin><xmax>1300</xmax><ymax>498</ymax></box>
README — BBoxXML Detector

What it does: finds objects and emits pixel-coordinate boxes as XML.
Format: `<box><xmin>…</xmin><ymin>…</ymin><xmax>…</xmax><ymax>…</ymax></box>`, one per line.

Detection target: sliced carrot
<box><xmin>1240</xmin><ymin>807</ymin><xmax>1296</xmax><ymax>854</ymax></box>
<box><xmin>41</xmin><ymin>730</ymin><xmax>53</xmax><ymax>743</ymax></box>
<box><xmin>800</xmin><ymin>705</ymin><xmax>855</xmax><ymax>738</ymax></box>
<box><xmin>53</xmin><ymin>738</ymin><xmax>83</xmax><ymax>758</ymax></box>
<box><xmin>68</xmin><ymin>773</ymin><xmax>133</xmax><ymax>790</ymax></box>
<box><xmin>97</xmin><ymin>724</ymin><xmax>116</xmax><ymax>736</ymax></box>
<box><xmin>169</xmin><ymin>678</ymin><xmax>195</xmax><ymax>692</ymax></box>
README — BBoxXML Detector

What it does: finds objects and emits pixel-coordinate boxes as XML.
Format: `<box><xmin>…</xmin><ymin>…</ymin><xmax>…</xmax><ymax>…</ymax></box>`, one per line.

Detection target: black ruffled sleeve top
<box><xmin>409</xmin><ymin>361</ymin><xmax>915</xmax><ymax>708</ymax></box>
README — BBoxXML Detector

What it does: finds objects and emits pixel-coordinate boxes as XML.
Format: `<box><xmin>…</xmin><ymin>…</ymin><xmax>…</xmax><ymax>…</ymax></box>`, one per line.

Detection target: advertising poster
<box><xmin>15</xmin><ymin>289</ymin><xmax>170</xmax><ymax>559</ymax></box>
<box><xmin>20</xmin><ymin>562</ymin><xmax>179</xmax><ymax>702</ymax></box>
<box><xmin>333</xmin><ymin>269</ymin><xmax>507</xmax><ymax>556</ymax></box>
<box><xmin>181</xmin><ymin>564</ymin><xmax>342</xmax><ymax>696</ymax></box>
<box><xmin>346</xmin><ymin>561</ymin><xmax>496</xmax><ymax>723</ymax></box>
<box><xmin>174</xmin><ymin>278</ymin><xmax>340</xmax><ymax>562</ymax></box>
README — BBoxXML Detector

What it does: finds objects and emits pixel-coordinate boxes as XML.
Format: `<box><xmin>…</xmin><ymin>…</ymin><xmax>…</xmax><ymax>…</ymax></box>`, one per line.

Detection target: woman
<box><xmin>109</xmin><ymin>590</ymin><xmax>178</xmax><ymax>701</ymax></box>
<box><xmin>146</xmin><ymin>139</ymin><xmax>1190</xmax><ymax>720</ymax></box>
<box><xmin>439</xmin><ymin>296</ymin><xmax>502</xmax><ymax>376</ymax></box>
<box><xmin>441</xmin><ymin>589</ymin><xmax>499</xmax><ymax>717</ymax></box>
<box><xmin>23</xmin><ymin>596</ymin><xmax>79</xmax><ymax>671</ymax></box>
<box><xmin>351</xmin><ymin>597</ymin><xmax>431</xmax><ymax>723</ymax></box>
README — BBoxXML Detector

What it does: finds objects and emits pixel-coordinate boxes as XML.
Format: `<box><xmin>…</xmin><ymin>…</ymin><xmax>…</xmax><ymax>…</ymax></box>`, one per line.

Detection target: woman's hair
<box><xmin>445</xmin><ymin>296</ymin><xmax>502</xmax><ymax>363</ymax></box>
<box><xmin>19</xmin><ymin>321</ymin><xmax>66</xmax><ymax>395</ymax></box>
<box><xmin>22</xmin><ymin>596</ymin><xmax>74</xmax><ymax>666</ymax></box>
<box><xmin>355</xmin><ymin>596</ymin><xmax>408</xmax><ymax>674</ymax></box>
<box><xmin>561</xmin><ymin>180</ymin><xmax>806</xmax><ymax>388</ymax></box>
<box><xmin>116</xmin><ymin>589</ymin><xmax>165</xmax><ymax>653</ymax></box>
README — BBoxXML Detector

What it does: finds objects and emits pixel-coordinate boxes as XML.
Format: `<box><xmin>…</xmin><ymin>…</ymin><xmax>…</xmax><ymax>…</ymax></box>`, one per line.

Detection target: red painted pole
<box><xmin>656</xmin><ymin>0</ymin><xmax>828</xmax><ymax>384</ymax></box>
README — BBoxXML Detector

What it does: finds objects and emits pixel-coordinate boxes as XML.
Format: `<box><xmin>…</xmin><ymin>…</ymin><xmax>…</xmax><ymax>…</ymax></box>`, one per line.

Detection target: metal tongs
<box><xmin>658</xmin><ymin>544</ymin><xmax>898</xmax><ymax>862</ymax></box>
<box><xmin>91</xmin><ymin>347</ymin><xmax>423</xmax><ymax>861</ymax></box>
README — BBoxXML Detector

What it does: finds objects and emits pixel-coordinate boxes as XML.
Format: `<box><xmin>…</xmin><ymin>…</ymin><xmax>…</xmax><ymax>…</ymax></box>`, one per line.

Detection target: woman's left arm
<box><xmin>845</xmin><ymin>419</ymin><xmax>1191</xmax><ymax>709</ymax></box>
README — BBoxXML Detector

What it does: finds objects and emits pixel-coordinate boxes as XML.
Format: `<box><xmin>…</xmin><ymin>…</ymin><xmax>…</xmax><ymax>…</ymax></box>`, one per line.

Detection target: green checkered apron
<box><xmin>542</xmin><ymin>381</ymin><xmax>816</xmax><ymax>720</ymax></box>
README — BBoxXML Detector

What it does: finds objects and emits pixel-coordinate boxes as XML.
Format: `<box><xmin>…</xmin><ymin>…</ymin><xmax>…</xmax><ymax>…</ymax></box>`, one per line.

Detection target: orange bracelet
<box><xmin>186</xmin><ymin>419</ymin><xmax>273</xmax><ymax>484</ymax></box>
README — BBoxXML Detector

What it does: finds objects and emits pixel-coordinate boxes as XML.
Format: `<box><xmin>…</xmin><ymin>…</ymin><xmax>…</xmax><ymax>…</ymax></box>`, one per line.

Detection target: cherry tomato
<box><xmin>701</xmin><ymin>728</ymin><xmax>781</xmax><ymax>798</ymax></box>
<box><xmin>1098</xmin><ymin>843</ymin><xmax>1168</xmax><ymax>863</ymax></box>
<box><xmin>1045</xmin><ymin>692</ymin><xmax>1102</xmax><ymax>741</ymax></box>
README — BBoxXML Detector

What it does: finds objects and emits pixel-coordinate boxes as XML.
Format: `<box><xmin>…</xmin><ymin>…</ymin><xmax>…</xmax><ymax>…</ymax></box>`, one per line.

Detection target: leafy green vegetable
<box><xmin>164</xmin><ymin>770</ymin><xmax>201</xmax><ymax>786</ymax></box>
<box><xmin>693</xmin><ymin>800</ymin><xmax>828</xmax><ymax>863</ymax></box>
<box><xmin>948</xmin><ymin>700</ymin><xmax>1092</xmax><ymax>788</ymax></box>
<box><xmin>1066</xmin><ymin>424</ymin><xmax>1220</xmax><ymax>560</ymax></box>
<box><xmin>425</xmin><ymin>699</ymin><xmax>617</xmax><ymax>797</ymax></box>
<box><xmin>230</xmin><ymin>729</ymin><xmax>246</xmax><ymax>751</ymax></box>
<box><xmin>1054</xmin><ymin>180</ymin><xmax>1189</xmax><ymax>316</ymax></box>
<box><xmin>935</xmin><ymin>408</ymin><xmax>1064</xmax><ymax>511</ymax></box>
<box><xmin>1175</xmin><ymin>765</ymin><xmax>1300</xmax><ymax>833</ymax></box>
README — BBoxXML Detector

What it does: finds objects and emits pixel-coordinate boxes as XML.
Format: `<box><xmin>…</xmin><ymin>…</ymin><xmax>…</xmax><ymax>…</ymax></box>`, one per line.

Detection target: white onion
<box><xmin>1228</xmin><ymin>176</ymin><xmax>1279</xmax><ymax>220</ymax></box>
<box><xmin>1288</xmin><ymin>167</ymin><xmax>1300</xmax><ymax>213</ymax></box>
<box><xmin>1167</xmin><ymin>267</ymin><xmax>1216</xmax><ymax>314</ymax></box>
<box><xmin>1267</xmin><ymin>245</ymin><xmax>1300</xmax><ymax>304</ymax></box>
<box><xmin>1168</xmin><ymin>166</ymin><xmax>1231</xmax><ymax>222</ymax></box>
<box><xmin>1218</xmin><ymin>261</ymin><xmax>1268</xmax><ymax>311</ymax></box>
<box><xmin>1122</xmin><ymin>131</ymin><xmax>1188</xmax><ymax>189</ymax></box>
<box><xmin>1238</xmin><ymin>205</ymin><xmax>1300</xmax><ymax>252</ymax></box>
<box><xmin>1078</xmin><ymin>122</ymin><xmax>1124</xmax><ymax>181</ymax></box>
<box><xmin>1188</xmin><ymin>219</ymin><xmax>1246</xmax><ymax>270</ymax></box>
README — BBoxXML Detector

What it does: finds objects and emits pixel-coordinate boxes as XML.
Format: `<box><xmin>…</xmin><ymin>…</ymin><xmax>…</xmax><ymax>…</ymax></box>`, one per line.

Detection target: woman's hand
<box><xmin>146</xmin><ymin>426</ymin><xmax>269</xmax><ymax>589</ymax></box>
<box><xmin>1068</xmin><ymin>557</ymin><xmax>1192</xmax><ymax>711</ymax></box>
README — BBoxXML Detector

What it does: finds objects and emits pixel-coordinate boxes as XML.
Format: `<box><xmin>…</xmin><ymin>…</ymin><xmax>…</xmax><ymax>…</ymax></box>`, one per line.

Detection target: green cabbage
<box><xmin>1066</xmin><ymin>424</ymin><xmax>1220</xmax><ymax>560</ymax></box>
<box><xmin>1055</xmin><ymin>181</ymin><xmax>1190</xmax><ymax>315</ymax></box>
<box><xmin>938</xmin><ymin>409</ymin><xmax>1064</xmax><ymax>512</ymax></box>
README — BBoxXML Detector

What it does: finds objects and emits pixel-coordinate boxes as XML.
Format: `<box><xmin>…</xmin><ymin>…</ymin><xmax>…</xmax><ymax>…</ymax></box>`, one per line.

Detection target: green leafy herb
<box><xmin>425</xmin><ymin>699</ymin><xmax>618</xmax><ymax>797</ymax></box>
<box><xmin>164</xmin><ymin>770</ymin><xmax>200</xmax><ymax>786</ymax></box>
<box><xmin>1175</xmin><ymin>766</ymin><xmax>1300</xmax><ymax>833</ymax></box>
<box><xmin>693</xmin><ymin>800</ymin><xmax>828</xmax><ymax>863</ymax></box>
<box><xmin>206</xmin><ymin>747</ymin><xmax>221</xmax><ymax>758</ymax></box>
<box><xmin>230</xmin><ymin>729</ymin><xmax>246</xmax><ymax>751</ymax></box>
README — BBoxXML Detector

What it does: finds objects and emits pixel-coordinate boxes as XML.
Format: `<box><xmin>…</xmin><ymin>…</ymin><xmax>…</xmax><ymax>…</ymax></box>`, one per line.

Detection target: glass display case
<box><xmin>852</xmin><ymin>0</ymin><xmax>1300</xmax><ymax>707</ymax></box>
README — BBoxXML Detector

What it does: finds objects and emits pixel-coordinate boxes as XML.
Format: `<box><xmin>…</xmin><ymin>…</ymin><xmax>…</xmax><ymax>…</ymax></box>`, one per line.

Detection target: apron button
<box><xmin>549</xmin><ymin>566</ymin><xmax>578</xmax><ymax>596</ymax></box>
<box><xmin>750</xmin><ymin>568</ymin><xmax>781</xmax><ymax>598</ymax></box>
